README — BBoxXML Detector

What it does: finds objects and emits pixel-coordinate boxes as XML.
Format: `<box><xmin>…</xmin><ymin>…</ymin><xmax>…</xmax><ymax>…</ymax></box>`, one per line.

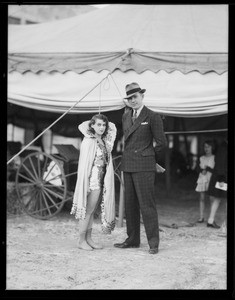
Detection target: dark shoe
<box><xmin>149</xmin><ymin>248</ymin><xmax>158</xmax><ymax>254</ymax></box>
<box><xmin>197</xmin><ymin>218</ymin><xmax>204</xmax><ymax>223</ymax></box>
<box><xmin>207</xmin><ymin>222</ymin><xmax>220</xmax><ymax>229</ymax></box>
<box><xmin>114</xmin><ymin>242</ymin><xmax>140</xmax><ymax>248</ymax></box>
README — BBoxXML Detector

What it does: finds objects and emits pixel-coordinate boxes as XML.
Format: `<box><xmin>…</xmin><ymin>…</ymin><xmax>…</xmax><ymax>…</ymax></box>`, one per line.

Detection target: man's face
<box><xmin>127</xmin><ymin>92</ymin><xmax>144</xmax><ymax>110</ymax></box>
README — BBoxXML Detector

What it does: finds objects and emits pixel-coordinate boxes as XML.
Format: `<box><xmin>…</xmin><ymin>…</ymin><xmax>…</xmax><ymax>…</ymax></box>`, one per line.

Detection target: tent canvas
<box><xmin>8</xmin><ymin>4</ymin><xmax>228</xmax><ymax>72</ymax></box>
<box><xmin>8</xmin><ymin>69</ymin><xmax>227</xmax><ymax>117</ymax></box>
<box><xmin>8</xmin><ymin>4</ymin><xmax>228</xmax><ymax>131</ymax></box>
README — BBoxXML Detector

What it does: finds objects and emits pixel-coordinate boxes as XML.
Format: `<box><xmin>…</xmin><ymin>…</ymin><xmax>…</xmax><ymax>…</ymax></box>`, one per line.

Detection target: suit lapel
<box><xmin>123</xmin><ymin>109</ymin><xmax>132</xmax><ymax>138</ymax></box>
<box><xmin>124</xmin><ymin>106</ymin><xmax>148</xmax><ymax>141</ymax></box>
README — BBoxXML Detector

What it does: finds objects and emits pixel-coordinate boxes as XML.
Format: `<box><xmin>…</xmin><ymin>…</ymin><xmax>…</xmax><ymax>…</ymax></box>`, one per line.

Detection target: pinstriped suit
<box><xmin>120</xmin><ymin>105</ymin><xmax>167</xmax><ymax>249</ymax></box>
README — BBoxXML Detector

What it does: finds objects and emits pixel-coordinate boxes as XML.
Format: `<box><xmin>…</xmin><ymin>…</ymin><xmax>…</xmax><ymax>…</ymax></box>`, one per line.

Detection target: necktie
<box><xmin>132</xmin><ymin>109</ymin><xmax>137</xmax><ymax>123</ymax></box>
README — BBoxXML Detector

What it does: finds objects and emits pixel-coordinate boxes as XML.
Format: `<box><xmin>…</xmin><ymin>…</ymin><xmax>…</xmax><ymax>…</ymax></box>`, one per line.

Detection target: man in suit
<box><xmin>114</xmin><ymin>82</ymin><xmax>167</xmax><ymax>254</ymax></box>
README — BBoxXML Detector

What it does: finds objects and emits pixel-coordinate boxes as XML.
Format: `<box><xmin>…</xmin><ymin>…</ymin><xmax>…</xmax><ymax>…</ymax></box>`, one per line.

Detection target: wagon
<box><xmin>14</xmin><ymin>144</ymin><xmax>123</xmax><ymax>220</ymax></box>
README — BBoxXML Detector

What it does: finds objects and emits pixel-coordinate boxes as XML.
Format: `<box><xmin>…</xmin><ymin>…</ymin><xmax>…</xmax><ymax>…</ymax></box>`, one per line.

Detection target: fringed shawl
<box><xmin>70</xmin><ymin>120</ymin><xmax>117</xmax><ymax>234</ymax></box>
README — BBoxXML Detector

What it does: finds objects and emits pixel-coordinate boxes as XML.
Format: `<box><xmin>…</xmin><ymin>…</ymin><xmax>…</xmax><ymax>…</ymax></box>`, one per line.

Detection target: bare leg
<box><xmin>199</xmin><ymin>192</ymin><xmax>205</xmax><ymax>221</ymax></box>
<box><xmin>208</xmin><ymin>196</ymin><xmax>221</xmax><ymax>224</ymax></box>
<box><xmin>87</xmin><ymin>192</ymin><xmax>101</xmax><ymax>230</ymax></box>
<box><xmin>86</xmin><ymin>190</ymin><xmax>103</xmax><ymax>249</ymax></box>
<box><xmin>77</xmin><ymin>217</ymin><xmax>93</xmax><ymax>251</ymax></box>
<box><xmin>78</xmin><ymin>189</ymin><xmax>101</xmax><ymax>250</ymax></box>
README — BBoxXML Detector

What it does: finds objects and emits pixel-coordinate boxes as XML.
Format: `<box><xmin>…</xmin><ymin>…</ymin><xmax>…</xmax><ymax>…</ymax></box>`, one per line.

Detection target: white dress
<box><xmin>195</xmin><ymin>155</ymin><xmax>215</xmax><ymax>192</ymax></box>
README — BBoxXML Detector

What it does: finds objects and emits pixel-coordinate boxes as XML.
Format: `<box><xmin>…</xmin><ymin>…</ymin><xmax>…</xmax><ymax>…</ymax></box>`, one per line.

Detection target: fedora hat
<box><xmin>124</xmin><ymin>82</ymin><xmax>146</xmax><ymax>99</ymax></box>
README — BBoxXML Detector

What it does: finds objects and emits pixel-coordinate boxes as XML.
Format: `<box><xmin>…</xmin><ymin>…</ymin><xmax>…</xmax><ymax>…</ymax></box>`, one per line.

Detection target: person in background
<box><xmin>207</xmin><ymin>138</ymin><xmax>227</xmax><ymax>230</ymax></box>
<box><xmin>71</xmin><ymin>114</ymin><xmax>117</xmax><ymax>250</ymax></box>
<box><xmin>114</xmin><ymin>82</ymin><xmax>167</xmax><ymax>254</ymax></box>
<box><xmin>195</xmin><ymin>140</ymin><xmax>215</xmax><ymax>223</ymax></box>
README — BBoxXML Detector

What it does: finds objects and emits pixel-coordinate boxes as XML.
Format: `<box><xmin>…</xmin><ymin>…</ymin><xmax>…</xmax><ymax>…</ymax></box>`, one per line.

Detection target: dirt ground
<box><xmin>6</xmin><ymin>175</ymin><xmax>227</xmax><ymax>290</ymax></box>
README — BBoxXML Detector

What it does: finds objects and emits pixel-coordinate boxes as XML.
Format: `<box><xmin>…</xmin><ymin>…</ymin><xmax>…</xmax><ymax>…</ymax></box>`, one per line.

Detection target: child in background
<box><xmin>195</xmin><ymin>140</ymin><xmax>215</xmax><ymax>223</ymax></box>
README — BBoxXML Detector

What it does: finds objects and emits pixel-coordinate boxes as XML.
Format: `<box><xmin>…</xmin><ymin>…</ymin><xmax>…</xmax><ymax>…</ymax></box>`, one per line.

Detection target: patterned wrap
<box><xmin>70</xmin><ymin>120</ymin><xmax>117</xmax><ymax>234</ymax></box>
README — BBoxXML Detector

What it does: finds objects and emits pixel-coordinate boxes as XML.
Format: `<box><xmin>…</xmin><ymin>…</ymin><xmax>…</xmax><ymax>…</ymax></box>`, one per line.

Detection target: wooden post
<box><xmin>32</xmin><ymin>110</ymin><xmax>45</xmax><ymax>152</ymax></box>
<box><xmin>165</xmin><ymin>136</ymin><xmax>171</xmax><ymax>195</ymax></box>
<box><xmin>181</xmin><ymin>118</ymin><xmax>190</xmax><ymax>166</ymax></box>
<box><xmin>12</xmin><ymin>124</ymin><xmax>15</xmax><ymax>141</ymax></box>
<box><xmin>117</xmin><ymin>171</ymin><xmax>125</xmax><ymax>227</ymax></box>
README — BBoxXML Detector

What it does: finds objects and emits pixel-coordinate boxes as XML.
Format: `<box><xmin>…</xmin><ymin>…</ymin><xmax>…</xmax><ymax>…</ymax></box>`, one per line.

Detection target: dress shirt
<box><xmin>133</xmin><ymin>105</ymin><xmax>144</xmax><ymax>118</ymax></box>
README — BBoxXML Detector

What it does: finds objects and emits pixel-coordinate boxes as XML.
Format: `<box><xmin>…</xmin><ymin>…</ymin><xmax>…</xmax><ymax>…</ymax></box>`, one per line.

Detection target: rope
<box><xmin>7</xmin><ymin>51</ymin><xmax>130</xmax><ymax>165</ymax></box>
<box><xmin>99</xmin><ymin>76</ymin><xmax>116</xmax><ymax>114</ymax></box>
<box><xmin>98</xmin><ymin>80</ymin><xmax>101</xmax><ymax>114</ymax></box>
<box><xmin>110</xmin><ymin>73</ymin><xmax>124</xmax><ymax>99</ymax></box>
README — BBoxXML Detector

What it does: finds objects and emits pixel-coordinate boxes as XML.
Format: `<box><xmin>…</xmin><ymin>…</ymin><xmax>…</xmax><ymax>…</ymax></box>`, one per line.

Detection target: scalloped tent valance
<box><xmin>8</xmin><ymin>4</ymin><xmax>228</xmax><ymax>118</ymax></box>
<box><xmin>8</xmin><ymin>51</ymin><xmax>228</xmax><ymax>75</ymax></box>
<box><xmin>8</xmin><ymin>4</ymin><xmax>228</xmax><ymax>74</ymax></box>
<box><xmin>8</xmin><ymin>69</ymin><xmax>228</xmax><ymax>117</ymax></box>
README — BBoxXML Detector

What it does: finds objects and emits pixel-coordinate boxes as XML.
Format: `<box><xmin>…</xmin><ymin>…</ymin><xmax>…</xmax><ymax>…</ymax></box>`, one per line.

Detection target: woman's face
<box><xmin>204</xmin><ymin>143</ymin><xmax>212</xmax><ymax>155</ymax></box>
<box><xmin>91</xmin><ymin>118</ymin><xmax>107</xmax><ymax>137</ymax></box>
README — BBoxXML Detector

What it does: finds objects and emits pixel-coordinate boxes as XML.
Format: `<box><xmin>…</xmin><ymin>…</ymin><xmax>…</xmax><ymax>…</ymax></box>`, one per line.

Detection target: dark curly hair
<box><xmin>204</xmin><ymin>140</ymin><xmax>216</xmax><ymax>154</ymax></box>
<box><xmin>88</xmin><ymin>114</ymin><xmax>109</xmax><ymax>137</ymax></box>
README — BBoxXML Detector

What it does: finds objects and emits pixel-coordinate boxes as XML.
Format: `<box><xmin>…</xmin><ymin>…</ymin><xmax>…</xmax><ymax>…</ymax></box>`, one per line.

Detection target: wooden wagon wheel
<box><xmin>15</xmin><ymin>151</ymin><xmax>67</xmax><ymax>220</ymax></box>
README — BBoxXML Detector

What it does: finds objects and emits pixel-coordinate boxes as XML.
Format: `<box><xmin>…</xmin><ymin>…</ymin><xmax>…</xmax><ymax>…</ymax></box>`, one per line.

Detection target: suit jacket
<box><xmin>120</xmin><ymin>106</ymin><xmax>167</xmax><ymax>172</ymax></box>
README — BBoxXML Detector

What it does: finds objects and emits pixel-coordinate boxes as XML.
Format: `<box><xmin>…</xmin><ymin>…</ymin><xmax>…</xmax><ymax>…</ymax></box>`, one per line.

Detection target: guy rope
<box><xmin>7</xmin><ymin>49</ymin><xmax>132</xmax><ymax>165</ymax></box>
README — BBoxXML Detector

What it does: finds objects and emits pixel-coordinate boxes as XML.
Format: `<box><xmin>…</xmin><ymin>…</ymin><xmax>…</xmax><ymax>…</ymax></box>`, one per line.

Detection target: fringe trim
<box><xmin>101</xmin><ymin>217</ymin><xmax>116</xmax><ymax>234</ymax></box>
<box><xmin>100</xmin><ymin>187</ymin><xmax>115</xmax><ymax>234</ymax></box>
<box><xmin>70</xmin><ymin>203</ymin><xmax>86</xmax><ymax>220</ymax></box>
<box><xmin>101</xmin><ymin>219</ymin><xmax>116</xmax><ymax>234</ymax></box>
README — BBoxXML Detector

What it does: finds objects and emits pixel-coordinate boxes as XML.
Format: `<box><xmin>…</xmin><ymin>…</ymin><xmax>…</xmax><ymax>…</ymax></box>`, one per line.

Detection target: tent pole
<box><xmin>33</xmin><ymin>110</ymin><xmax>45</xmax><ymax>153</ymax></box>
<box><xmin>165</xmin><ymin>136</ymin><xmax>171</xmax><ymax>195</ymax></box>
<box><xmin>12</xmin><ymin>124</ymin><xmax>14</xmax><ymax>141</ymax></box>
<box><xmin>181</xmin><ymin>118</ymin><xmax>190</xmax><ymax>167</ymax></box>
<box><xmin>50</xmin><ymin>130</ymin><xmax>53</xmax><ymax>154</ymax></box>
<box><xmin>117</xmin><ymin>172</ymin><xmax>125</xmax><ymax>227</ymax></box>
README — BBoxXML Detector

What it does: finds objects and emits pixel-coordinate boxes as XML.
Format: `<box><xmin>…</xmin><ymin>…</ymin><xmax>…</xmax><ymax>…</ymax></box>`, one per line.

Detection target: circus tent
<box><xmin>8</xmin><ymin>4</ymin><xmax>228</xmax><ymax>122</ymax></box>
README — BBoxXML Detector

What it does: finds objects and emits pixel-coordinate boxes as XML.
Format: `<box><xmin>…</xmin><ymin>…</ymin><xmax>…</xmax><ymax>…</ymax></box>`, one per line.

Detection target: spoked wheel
<box><xmin>15</xmin><ymin>151</ymin><xmax>67</xmax><ymax>219</ymax></box>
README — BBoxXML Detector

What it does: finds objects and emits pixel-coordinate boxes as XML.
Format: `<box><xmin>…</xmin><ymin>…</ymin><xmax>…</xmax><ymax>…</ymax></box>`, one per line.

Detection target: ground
<box><xmin>6</xmin><ymin>174</ymin><xmax>227</xmax><ymax>290</ymax></box>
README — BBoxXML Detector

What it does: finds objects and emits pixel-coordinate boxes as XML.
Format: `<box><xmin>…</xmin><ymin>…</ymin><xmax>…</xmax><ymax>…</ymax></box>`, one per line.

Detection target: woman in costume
<box><xmin>71</xmin><ymin>114</ymin><xmax>117</xmax><ymax>250</ymax></box>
